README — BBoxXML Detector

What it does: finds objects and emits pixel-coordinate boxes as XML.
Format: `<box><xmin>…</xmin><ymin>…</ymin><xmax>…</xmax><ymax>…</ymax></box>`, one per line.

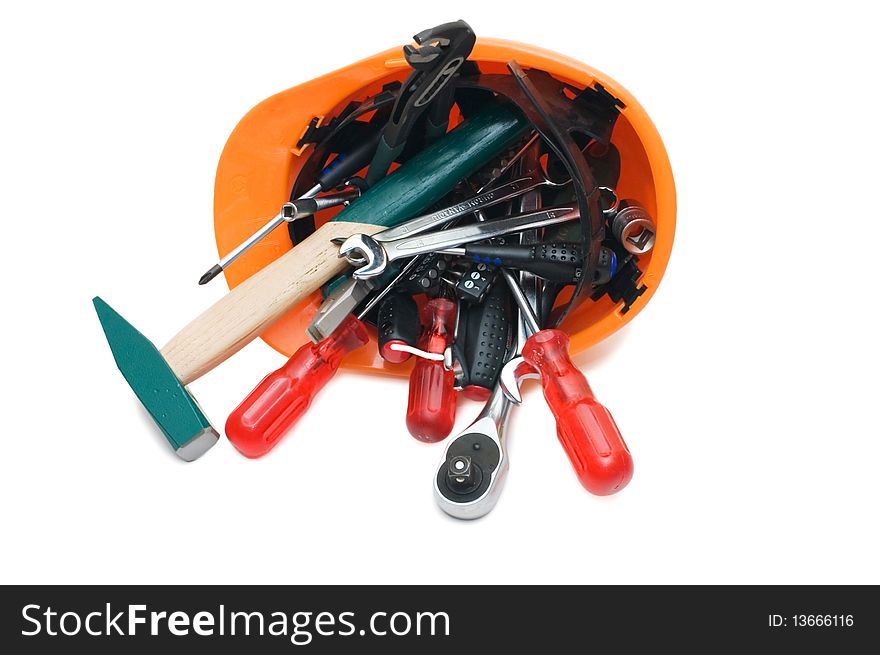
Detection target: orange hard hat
<box><xmin>212</xmin><ymin>38</ymin><xmax>676</xmax><ymax>377</ymax></box>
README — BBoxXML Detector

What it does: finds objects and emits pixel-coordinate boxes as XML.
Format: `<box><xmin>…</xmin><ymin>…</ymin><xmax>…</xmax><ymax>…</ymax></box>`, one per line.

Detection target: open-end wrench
<box><xmin>339</xmin><ymin>204</ymin><xmax>579</xmax><ymax>279</ymax></box>
<box><xmin>334</xmin><ymin>167</ymin><xmax>567</xmax><ymax>267</ymax></box>
<box><xmin>368</xmin><ymin>171</ymin><xmax>567</xmax><ymax>245</ymax></box>
<box><xmin>306</xmin><ymin>134</ymin><xmax>542</xmax><ymax>342</ymax></box>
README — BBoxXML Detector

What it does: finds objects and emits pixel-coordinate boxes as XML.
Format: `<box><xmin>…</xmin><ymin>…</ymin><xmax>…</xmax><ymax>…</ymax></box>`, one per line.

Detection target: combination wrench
<box><xmin>368</xmin><ymin>171</ymin><xmax>566</xmax><ymax>245</ymax></box>
<box><xmin>338</xmin><ymin>204</ymin><xmax>579</xmax><ymax>279</ymax></box>
<box><xmin>336</xmin><ymin>170</ymin><xmax>568</xmax><ymax>267</ymax></box>
<box><xmin>307</xmin><ymin>133</ymin><xmax>547</xmax><ymax>342</ymax></box>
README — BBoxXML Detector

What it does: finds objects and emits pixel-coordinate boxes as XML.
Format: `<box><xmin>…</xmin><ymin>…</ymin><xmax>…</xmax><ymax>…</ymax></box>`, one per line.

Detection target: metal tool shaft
<box><xmin>501</xmin><ymin>269</ymin><xmax>540</xmax><ymax>335</ymax></box>
<box><xmin>307</xmin><ymin>180</ymin><xmax>536</xmax><ymax>340</ymax></box>
<box><xmin>372</xmin><ymin>205</ymin><xmax>578</xmax><ymax>270</ymax></box>
<box><xmin>199</xmin><ymin>184</ymin><xmax>322</xmax><ymax>285</ymax></box>
<box><xmin>376</xmin><ymin>174</ymin><xmax>557</xmax><ymax>243</ymax></box>
<box><xmin>309</xmin><ymin>133</ymin><xmax>544</xmax><ymax>341</ymax></box>
<box><xmin>221</xmin><ymin>184</ymin><xmax>322</xmax><ymax>271</ymax></box>
<box><xmin>354</xmin><ymin>256</ymin><xmax>421</xmax><ymax>319</ymax></box>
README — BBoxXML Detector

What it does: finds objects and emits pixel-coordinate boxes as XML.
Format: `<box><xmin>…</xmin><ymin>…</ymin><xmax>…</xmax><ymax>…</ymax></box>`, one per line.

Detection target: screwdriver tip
<box><xmin>198</xmin><ymin>264</ymin><xmax>222</xmax><ymax>285</ymax></box>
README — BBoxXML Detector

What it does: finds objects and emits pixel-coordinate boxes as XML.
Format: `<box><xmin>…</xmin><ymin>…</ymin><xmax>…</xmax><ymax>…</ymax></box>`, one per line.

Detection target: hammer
<box><xmin>94</xmin><ymin>102</ymin><xmax>528</xmax><ymax>460</ymax></box>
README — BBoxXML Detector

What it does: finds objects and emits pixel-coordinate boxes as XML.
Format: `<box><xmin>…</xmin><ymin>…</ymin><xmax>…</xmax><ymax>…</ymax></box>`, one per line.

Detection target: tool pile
<box><xmin>94</xmin><ymin>21</ymin><xmax>671</xmax><ymax>519</ymax></box>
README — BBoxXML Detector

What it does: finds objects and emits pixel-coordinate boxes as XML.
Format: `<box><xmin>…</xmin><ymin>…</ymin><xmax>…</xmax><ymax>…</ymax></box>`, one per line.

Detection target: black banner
<box><xmin>1</xmin><ymin>585</ymin><xmax>875</xmax><ymax>652</ymax></box>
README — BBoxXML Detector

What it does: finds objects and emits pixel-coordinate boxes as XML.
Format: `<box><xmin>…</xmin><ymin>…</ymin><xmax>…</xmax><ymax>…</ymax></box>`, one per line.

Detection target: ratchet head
<box><xmin>434</xmin><ymin>382</ymin><xmax>514</xmax><ymax>519</ymax></box>
<box><xmin>499</xmin><ymin>355</ymin><xmax>541</xmax><ymax>404</ymax></box>
<box><xmin>337</xmin><ymin>234</ymin><xmax>388</xmax><ymax>279</ymax></box>
<box><xmin>433</xmin><ymin>414</ymin><xmax>509</xmax><ymax>520</ymax></box>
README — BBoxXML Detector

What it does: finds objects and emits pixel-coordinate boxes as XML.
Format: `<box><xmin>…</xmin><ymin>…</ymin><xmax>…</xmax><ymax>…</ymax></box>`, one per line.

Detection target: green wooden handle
<box><xmin>333</xmin><ymin>103</ymin><xmax>528</xmax><ymax>228</ymax></box>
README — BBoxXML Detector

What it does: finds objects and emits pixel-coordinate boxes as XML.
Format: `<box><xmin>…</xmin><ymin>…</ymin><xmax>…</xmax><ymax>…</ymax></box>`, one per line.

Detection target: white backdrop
<box><xmin>1</xmin><ymin>1</ymin><xmax>877</xmax><ymax>584</ymax></box>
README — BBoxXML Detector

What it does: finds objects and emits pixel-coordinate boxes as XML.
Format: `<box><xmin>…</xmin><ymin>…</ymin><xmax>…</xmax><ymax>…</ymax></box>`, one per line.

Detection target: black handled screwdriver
<box><xmin>444</xmin><ymin>242</ymin><xmax>585</xmax><ymax>284</ymax></box>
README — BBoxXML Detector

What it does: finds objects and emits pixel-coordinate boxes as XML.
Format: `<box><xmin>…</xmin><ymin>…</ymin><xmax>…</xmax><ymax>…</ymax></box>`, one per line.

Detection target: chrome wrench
<box><xmin>306</xmin><ymin>134</ymin><xmax>544</xmax><ymax>342</ymax></box>
<box><xmin>372</xmin><ymin>171</ymin><xmax>566</xmax><ymax>244</ymax></box>
<box><xmin>339</xmin><ymin>204</ymin><xmax>579</xmax><ymax>279</ymax></box>
<box><xmin>337</xmin><ymin>171</ymin><xmax>567</xmax><ymax>266</ymax></box>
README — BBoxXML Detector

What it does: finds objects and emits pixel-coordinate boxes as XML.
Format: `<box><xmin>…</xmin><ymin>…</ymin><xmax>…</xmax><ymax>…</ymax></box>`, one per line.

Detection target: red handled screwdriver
<box><xmin>522</xmin><ymin>330</ymin><xmax>633</xmax><ymax>495</ymax></box>
<box><xmin>403</xmin><ymin>298</ymin><xmax>458</xmax><ymax>443</ymax></box>
<box><xmin>502</xmin><ymin>270</ymin><xmax>633</xmax><ymax>495</ymax></box>
<box><xmin>225</xmin><ymin>314</ymin><xmax>369</xmax><ymax>458</ymax></box>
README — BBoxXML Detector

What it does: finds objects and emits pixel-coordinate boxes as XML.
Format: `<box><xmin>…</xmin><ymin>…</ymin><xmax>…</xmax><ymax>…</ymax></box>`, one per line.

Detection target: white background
<box><xmin>1</xmin><ymin>1</ymin><xmax>878</xmax><ymax>585</ymax></box>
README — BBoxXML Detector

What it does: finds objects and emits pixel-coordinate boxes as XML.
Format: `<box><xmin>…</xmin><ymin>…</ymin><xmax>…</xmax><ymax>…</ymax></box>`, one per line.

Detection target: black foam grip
<box><xmin>458</xmin><ymin>281</ymin><xmax>511</xmax><ymax>392</ymax></box>
<box><xmin>377</xmin><ymin>293</ymin><xmax>420</xmax><ymax>353</ymax></box>
<box><xmin>464</xmin><ymin>242</ymin><xmax>583</xmax><ymax>284</ymax></box>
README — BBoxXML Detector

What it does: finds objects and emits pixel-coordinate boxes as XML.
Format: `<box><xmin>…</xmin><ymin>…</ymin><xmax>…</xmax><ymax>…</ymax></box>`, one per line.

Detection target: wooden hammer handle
<box><xmin>160</xmin><ymin>221</ymin><xmax>379</xmax><ymax>385</ymax></box>
<box><xmin>159</xmin><ymin>105</ymin><xmax>529</xmax><ymax>386</ymax></box>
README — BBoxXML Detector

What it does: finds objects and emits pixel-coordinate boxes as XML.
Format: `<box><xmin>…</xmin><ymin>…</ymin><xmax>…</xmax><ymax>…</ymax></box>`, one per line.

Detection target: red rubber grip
<box><xmin>522</xmin><ymin>329</ymin><xmax>633</xmax><ymax>495</ymax></box>
<box><xmin>225</xmin><ymin>314</ymin><xmax>369</xmax><ymax>458</ymax></box>
<box><xmin>405</xmin><ymin>299</ymin><xmax>457</xmax><ymax>442</ymax></box>
<box><xmin>406</xmin><ymin>359</ymin><xmax>457</xmax><ymax>442</ymax></box>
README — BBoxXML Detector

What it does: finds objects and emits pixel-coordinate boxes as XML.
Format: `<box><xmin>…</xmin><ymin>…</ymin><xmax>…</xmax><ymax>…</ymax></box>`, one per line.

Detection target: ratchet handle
<box><xmin>521</xmin><ymin>329</ymin><xmax>633</xmax><ymax>495</ymax></box>
<box><xmin>226</xmin><ymin>314</ymin><xmax>369</xmax><ymax>458</ymax></box>
<box><xmin>406</xmin><ymin>299</ymin><xmax>457</xmax><ymax>442</ymax></box>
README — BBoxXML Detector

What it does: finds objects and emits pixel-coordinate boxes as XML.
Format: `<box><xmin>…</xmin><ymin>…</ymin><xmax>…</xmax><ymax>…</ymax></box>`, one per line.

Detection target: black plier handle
<box><xmin>365</xmin><ymin>20</ymin><xmax>475</xmax><ymax>185</ymax></box>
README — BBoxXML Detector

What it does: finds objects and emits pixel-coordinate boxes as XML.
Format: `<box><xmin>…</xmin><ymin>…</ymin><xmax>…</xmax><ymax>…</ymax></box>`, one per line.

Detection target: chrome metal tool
<box><xmin>339</xmin><ymin>204</ymin><xmax>579</xmax><ymax>279</ymax></box>
<box><xmin>305</xmin><ymin>134</ymin><xmax>543</xmax><ymax>342</ymax></box>
<box><xmin>198</xmin><ymin>188</ymin><xmax>359</xmax><ymax>285</ymax></box>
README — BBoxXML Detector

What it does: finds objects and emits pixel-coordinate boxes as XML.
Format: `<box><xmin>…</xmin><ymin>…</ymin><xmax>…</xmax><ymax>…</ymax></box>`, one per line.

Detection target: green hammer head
<box><xmin>93</xmin><ymin>297</ymin><xmax>218</xmax><ymax>461</ymax></box>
